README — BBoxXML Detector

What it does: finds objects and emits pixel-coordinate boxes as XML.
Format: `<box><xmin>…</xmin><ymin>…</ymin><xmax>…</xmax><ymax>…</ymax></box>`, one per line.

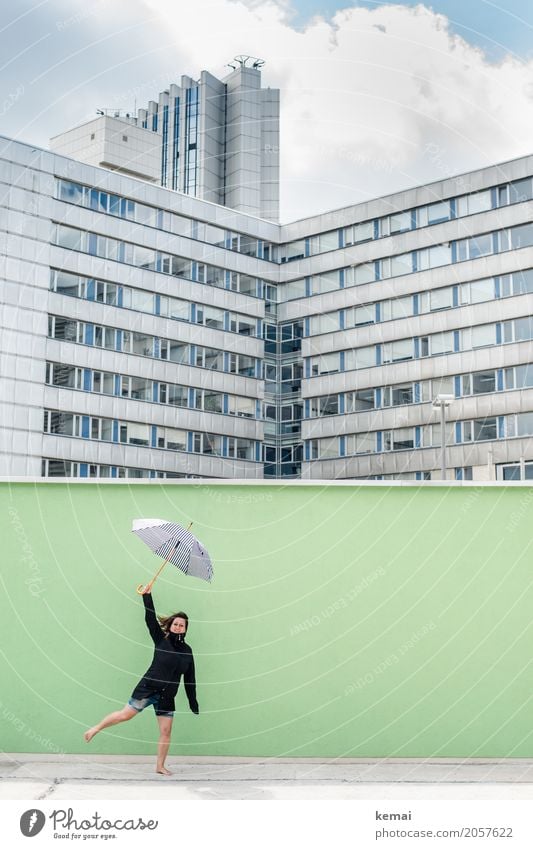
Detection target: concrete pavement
<box><xmin>1</xmin><ymin>755</ymin><xmax>533</xmax><ymax>800</ymax></box>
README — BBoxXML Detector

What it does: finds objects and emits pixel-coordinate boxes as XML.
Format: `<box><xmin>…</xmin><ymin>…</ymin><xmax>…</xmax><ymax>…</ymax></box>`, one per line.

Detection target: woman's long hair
<box><xmin>158</xmin><ymin>611</ymin><xmax>189</xmax><ymax>637</ymax></box>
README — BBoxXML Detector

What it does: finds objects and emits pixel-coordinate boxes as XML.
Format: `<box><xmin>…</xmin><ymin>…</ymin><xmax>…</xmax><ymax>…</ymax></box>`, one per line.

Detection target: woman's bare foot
<box><xmin>84</xmin><ymin>727</ymin><xmax>99</xmax><ymax>743</ymax></box>
<box><xmin>156</xmin><ymin>766</ymin><xmax>172</xmax><ymax>775</ymax></box>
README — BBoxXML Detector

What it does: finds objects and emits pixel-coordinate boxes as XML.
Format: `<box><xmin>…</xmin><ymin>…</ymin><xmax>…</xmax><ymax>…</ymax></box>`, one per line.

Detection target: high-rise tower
<box><xmin>50</xmin><ymin>57</ymin><xmax>280</xmax><ymax>222</ymax></box>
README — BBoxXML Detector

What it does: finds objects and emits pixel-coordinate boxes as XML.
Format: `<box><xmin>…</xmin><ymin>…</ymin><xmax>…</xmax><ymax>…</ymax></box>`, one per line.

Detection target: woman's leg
<box><xmin>84</xmin><ymin>706</ymin><xmax>137</xmax><ymax>742</ymax></box>
<box><xmin>155</xmin><ymin>715</ymin><xmax>173</xmax><ymax>774</ymax></box>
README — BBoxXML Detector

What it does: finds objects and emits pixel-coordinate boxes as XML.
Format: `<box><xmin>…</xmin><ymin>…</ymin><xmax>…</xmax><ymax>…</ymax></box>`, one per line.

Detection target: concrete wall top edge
<box><xmin>0</xmin><ymin>478</ymin><xmax>531</xmax><ymax>487</ymax></box>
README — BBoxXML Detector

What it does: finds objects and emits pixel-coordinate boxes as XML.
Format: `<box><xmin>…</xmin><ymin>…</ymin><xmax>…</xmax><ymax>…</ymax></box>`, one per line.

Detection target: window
<box><xmin>56</xmin><ymin>225</ymin><xmax>83</xmax><ymax>251</ymax></box>
<box><xmin>352</xmin><ymin>304</ymin><xmax>375</xmax><ymax>326</ymax></box>
<box><xmin>310</xmin><ymin>353</ymin><xmax>340</xmax><ymax>376</ymax></box>
<box><xmin>460</xmin><ymin>278</ymin><xmax>494</xmax><ymax>304</ymax></box>
<box><xmin>197</xmin><ymin>305</ymin><xmax>224</xmax><ymax>330</ymax></box>
<box><xmin>345</xmin><ymin>432</ymin><xmax>374</xmax><ymax>454</ymax></box>
<box><xmin>345</xmin><ymin>221</ymin><xmax>373</xmax><ymax>245</ymax></box>
<box><xmin>381</xmin><ymin>253</ymin><xmax>413</xmax><ymax>278</ymax></box>
<box><xmin>382</xmin><ymin>339</ymin><xmax>413</xmax><ymax>363</ymax></box>
<box><xmin>309</xmin><ymin>313</ymin><xmax>339</xmax><ymax>335</ymax></box>
<box><xmin>501</xmin><ymin>270</ymin><xmax>533</xmax><ymax>296</ymax></box>
<box><xmin>472</xmin><ymin>371</ymin><xmax>496</xmax><ymax>394</ymax></box>
<box><xmin>429</xmin><ymin>287</ymin><xmax>453</xmax><ymax>311</ymax></box>
<box><xmin>417</xmin><ymin>244</ymin><xmax>452</xmax><ymax>270</ymax></box>
<box><xmin>462</xmin><ymin>324</ymin><xmax>496</xmax><ymax>349</ymax></box>
<box><xmin>457</xmin><ymin>191</ymin><xmax>491</xmax><ymax>216</ymax></box>
<box><xmin>505</xmin><ymin>364</ymin><xmax>533</xmax><ymax>389</ymax></box>
<box><xmin>344</xmin><ymin>346</ymin><xmax>375</xmax><ymax>370</ymax></box>
<box><xmin>347</xmin><ymin>263</ymin><xmax>375</xmax><ymax>285</ymax></box>
<box><xmin>158</xmin><ymin>428</ymin><xmax>187</xmax><ymax>451</ymax></box>
<box><xmin>381</xmin><ymin>296</ymin><xmax>412</xmax><ymax>321</ymax></box>
<box><xmin>383</xmin><ymin>428</ymin><xmax>414</xmax><ymax>451</ymax></box>
<box><xmin>382</xmin><ymin>384</ymin><xmax>413</xmax><ymax>407</ymax></box>
<box><xmin>510</xmin><ymin>224</ymin><xmax>533</xmax><ymax>249</ymax></box>
<box><xmin>427</xmin><ymin>200</ymin><xmax>452</xmax><ymax>224</ymax></box>
<box><xmin>229</xmin><ymin>397</ymin><xmax>256</xmax><ymax>418</ymax></box>
<box><xmin>309</xmin><ymin>231</ymin><xmax>338</xmax><ymax>254</ymax></box>
<box><xmin>389</xmin><ymin>211</ymin><xmax>412</xmax><ymax>233</ymax></box>
<box><xmin>345</xmin><ymin>389</ymin><xmax>374</xmax><ymax>412</ymax></box>
<box><xmin>503</xmin><ymin>317</ymin><xmax>533</xmax><ymax>343</ymax></box>
<box><xmin>311</xmin><ymin>270</ymin><xmax>340</xmax><ymax>294</ymax></box>
<box><xmin>509</xmin><ymin>178</ymin><xmax>533</xmax><ymax>204</ymax></box>
<box><xmin>230</xmin><ymin>354</ymin><xmax>256</xmax><ymax>377</ymax></box>
<box><xmin>119</xmin><ymin>422</ymin><xmax>149</xmax><ymax>446</ymax></box>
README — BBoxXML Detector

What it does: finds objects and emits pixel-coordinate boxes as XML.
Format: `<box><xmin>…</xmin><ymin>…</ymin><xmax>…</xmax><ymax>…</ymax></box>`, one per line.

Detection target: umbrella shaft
<box><xmin>151</xmin><ymin>541</ymin><xmax>180</xmax><ymax>585</ymax></box>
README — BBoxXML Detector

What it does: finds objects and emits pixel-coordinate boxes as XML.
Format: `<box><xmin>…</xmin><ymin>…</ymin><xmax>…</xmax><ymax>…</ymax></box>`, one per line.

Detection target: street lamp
<box><xmin>432</xmin><ymin>394</ymin><xmax>454</xmax><ymax>480</ymax></box>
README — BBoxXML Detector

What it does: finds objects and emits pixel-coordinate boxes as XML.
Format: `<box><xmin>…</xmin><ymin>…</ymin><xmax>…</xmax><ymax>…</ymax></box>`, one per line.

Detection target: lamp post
<box><xmin>432</xmin><ymin>394</ymin><xmax>454</xmax><ymax>480</ymax></box>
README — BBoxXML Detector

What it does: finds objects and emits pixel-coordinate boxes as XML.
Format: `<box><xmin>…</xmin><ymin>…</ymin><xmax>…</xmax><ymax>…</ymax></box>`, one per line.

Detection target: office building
<box><xmin>1</xmin><ymin>107</ymin><xmax>533</xmax><ymax>481</ymax></box>
<box><xmin>50</xmin><ymin>58</ymin><xmax>280</xmax><ymax>222</ymax></box>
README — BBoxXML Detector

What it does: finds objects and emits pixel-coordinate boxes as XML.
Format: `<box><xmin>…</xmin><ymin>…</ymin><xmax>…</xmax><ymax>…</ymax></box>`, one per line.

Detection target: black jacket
<box><xmin>130</xmin><ymin>593</ymin><xmax>199</xmax><ymax>714</ymax></box>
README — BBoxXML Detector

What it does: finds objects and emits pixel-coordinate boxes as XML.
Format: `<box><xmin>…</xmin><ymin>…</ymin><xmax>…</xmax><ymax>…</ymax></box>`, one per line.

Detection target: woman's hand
<box><xmin>140</xmin><ymin>581</ymin><xmax>154</xmax><ymax>595</ymax></box>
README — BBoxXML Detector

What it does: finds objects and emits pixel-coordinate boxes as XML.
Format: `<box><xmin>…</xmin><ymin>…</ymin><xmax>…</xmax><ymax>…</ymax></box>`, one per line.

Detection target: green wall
<box><xmin>1</xmin><ymin>482</ymin><xmax>531</xmax><ymax>758</ymax></box>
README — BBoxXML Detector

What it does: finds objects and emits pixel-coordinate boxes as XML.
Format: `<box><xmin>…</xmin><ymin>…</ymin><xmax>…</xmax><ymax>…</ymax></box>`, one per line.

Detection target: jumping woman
<box><xmin>84</xmin><ymin>584</ymin><xmax>199</xmax><ymax>775</ymax></box>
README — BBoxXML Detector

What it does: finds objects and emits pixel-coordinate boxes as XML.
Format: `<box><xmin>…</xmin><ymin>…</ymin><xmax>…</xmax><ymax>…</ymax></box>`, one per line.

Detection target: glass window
<box><xmin>54</xmin><ymin>271</ymin><xmax>80</xmax><ymax>297</ymax></box>
<box><xmin>430</xmin><ymin>331</ymin><xmax>454</xmax><ymax>355</ymax></box>
<box><xmin>197</xmin><ymin>305</ymin><xmax>224</xmax><ymax>330</ymax></box>
<box><xmin>473</xmin><ymin>418</ymin><xmax>497</xmax><ymax>441</ymax></box>
<box><xmin>381</xmin><ymin>296</ymin><xmax>412</xmax><ymax>321</ymax></box>
<box><xmin>430</xmin><ymin>287</ymin><xmax>453</xmax><ymax>310</ymax></box>
<box><xmin>348</xmin><ymin>263</ymin><xmax>375</xmax><ymax>285</ymax></box>
<box><xmin>319</xmin><ymin>396</ymin><xmax>338</xmax><ymax>416</ymax></box>
<box><xmin>56</xmin><ymin>225</ymin><xmax>83</xmax><ymax>251</ymax></box>
<box><xmin>461</xmin><ymin>278</ymin><xmax>494</xmax><ymax>304</ymax></box>
<box><xmin>129</xmin><ymin>289</ymin><xmax>154</xmax><ymax>313</ymax></box>
<box><xmin>58</xmin><ymin>180</ymin><xmax>84</xmax><ymax>204</ymax></box>
<box><xmin>309</xmin><ymin>313</ymin><xmax>339</xmax><ymax>335</ymax></box>
<box><xmin>513</xmin><ymin>364</ymin><xmax>533</xmax><ymax>388</ymax></box>
<box><xmin>389</xmin><ymin>211</ymin><xmax>412</xmax><ymax>233</ymax></box>
<box><xmin>346</xmin><ymin>389</ymin><xmax>374</xmax><ymax>411</ymax></box>
<box><xmin>511</xmin><ymin>223</ymin><xmax>533</xmax><ymax>250</ymax></box>
<box><xmin>280</xmin><ymin>240</ymin><xmax>305</xmax><ymax>262</ymax></box>
<box><xmin>382</xmin><ymin>339</ymin><xmax>413</xmax><ymax>363</ymax></box>
<box><xmin>346</xmin><ymin>432</ymin><xmax>374</xmax><ymax>454</ymax></box>
<box><xmin>509</xmin><ymin>178</ymin><xmax>533</xmax><ymax>204</ymax></box>
<box><xmin>508</xmin><ymin>270</ymin><xmax>533</xmax><ymax>295</ymax></box>
<box><xmin>130</xmin><ymin>378</ymin><xmax>151</xmax><ymax>400</ymax></box>
<box><xmin>281</xmin><ymin>279</ymin><xmax>306</xmax><ymax>301</ymax></box>
<box><xmin>427</xmin><ymin>201</ymin><xmax>451</xmax><ymax>224</ymax></box>
<box><xmin>353</xmin><ymin>304</ymin><xmax>375</xmax><ymax>326</ymax></box>
<box><xmin>383</xmin><ymin>384</ymin><xmax>413</xmax><ymax>406</ymax></box>
<box><xmin>509</xmin><ymin>317</ymin><xmax>533</xmax><ymax>342</ymax></box>
<box><xmin>345</xmin><ymin>221</ymin><xmax>374</xmax><ymax>245</ymax></box>
<box><xmin>430</xmin><ymin>376</ymin><xmax>454</xmax><ymax>397</ymax></box>
<box><xmin>389</xmin><ymin>253</ymin><xmax>413</xmax><ymax>276</ymax></box>
<box><xmin>472</xmin><ymin>371</ymin><xmax>496</xmax><ymax>394</ymax></box>
<box><xmin>310</xmin><ymin>353</ymin><xmax>339</xmax><ymax>376</ymax></box>
<box><xmin>312</xmin><ymin>270</ymin><xmax>340</xmax><ymax>294</ymax></box>
<box><xmin>470</xmin><ymin>190</ymin><xmax>492</xmax><ymax>214</ymax></box>
<box><xmin>516</xmin><ymin>412</ymin><xmax>533</xmax><ymax>436</ymax></box>
<box><xmin>344</xmin><ymin>346</ymin><xmax>375</xmax><ymax>369</ymax></box>
<box><xmin>230</xmin><ymin>397</ymin><xmax>256</xmax><ymax>418</ymax></box>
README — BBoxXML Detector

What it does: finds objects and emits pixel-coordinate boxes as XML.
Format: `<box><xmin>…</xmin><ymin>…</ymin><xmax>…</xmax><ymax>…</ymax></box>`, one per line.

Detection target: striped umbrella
<box><xmin>132</xmin><ymin>518</ymin><xmax>213</xmax><ymax>591</ymax></box>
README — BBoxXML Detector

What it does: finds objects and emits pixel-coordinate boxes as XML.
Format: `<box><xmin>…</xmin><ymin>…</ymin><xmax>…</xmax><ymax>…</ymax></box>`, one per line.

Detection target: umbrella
<box><xmin>132</xmin><ymin>518</ymin><xmax>213</xmax><ymax>592</ymax></box>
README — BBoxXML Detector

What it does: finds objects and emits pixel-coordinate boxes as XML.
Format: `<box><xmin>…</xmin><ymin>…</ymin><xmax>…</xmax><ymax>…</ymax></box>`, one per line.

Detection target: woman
<box><xmin>84</xmin><ymin>584</ymin><xmax>199</xmax><ymax>775</ymax></box>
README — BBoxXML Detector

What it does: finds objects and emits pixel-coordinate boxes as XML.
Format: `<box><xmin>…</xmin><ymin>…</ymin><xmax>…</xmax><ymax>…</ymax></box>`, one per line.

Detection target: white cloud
<box><xmin>132</xmin><ymin>0</ymin><xmax>533</xmax><ymax>220</ymax></box>
<box><xmin>7</xmin><ymin>0</ymin><xmax>533</xmax><ymax>220</ymax></box>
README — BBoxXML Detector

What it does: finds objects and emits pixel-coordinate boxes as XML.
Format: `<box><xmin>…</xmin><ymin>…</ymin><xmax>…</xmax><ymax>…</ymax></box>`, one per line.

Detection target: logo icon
<box><xmin>20</xmin><ymin>809</ymin><xmax>46</xmax><ymax>837</ymax></box>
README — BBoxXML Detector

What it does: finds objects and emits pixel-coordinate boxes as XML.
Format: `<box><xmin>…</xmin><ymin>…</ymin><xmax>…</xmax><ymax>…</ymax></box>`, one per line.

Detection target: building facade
<box><xmin>50</xmin><ymin>60</ymin><xmax>280</xmax><ymax>222</ymax></box>
<box><xmin>1</xmin><ymin>134</ymin><xmax>533</xmax><ymax>481</ymax></box>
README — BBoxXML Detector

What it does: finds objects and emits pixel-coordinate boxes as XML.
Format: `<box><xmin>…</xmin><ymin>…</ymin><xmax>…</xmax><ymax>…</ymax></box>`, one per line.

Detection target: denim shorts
<box><xmin>128</xmin><ymin>694</ymin><xmax>174</xmax><ymax>717</ymax></box>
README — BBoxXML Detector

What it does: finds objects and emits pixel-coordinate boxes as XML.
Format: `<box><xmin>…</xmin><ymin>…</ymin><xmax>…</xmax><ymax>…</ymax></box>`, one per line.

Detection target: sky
<box><xmin>2</xmin><ymin>0</ymin><xmax>533</xmax><ymax>221</ymax></box>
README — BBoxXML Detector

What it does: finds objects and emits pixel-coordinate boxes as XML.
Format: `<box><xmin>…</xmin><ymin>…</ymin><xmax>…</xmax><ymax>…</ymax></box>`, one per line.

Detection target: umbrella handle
<box><xmin>135</xmin><ymin>542</ymin><xmax>181</xmax><ymax>594</ymax></box>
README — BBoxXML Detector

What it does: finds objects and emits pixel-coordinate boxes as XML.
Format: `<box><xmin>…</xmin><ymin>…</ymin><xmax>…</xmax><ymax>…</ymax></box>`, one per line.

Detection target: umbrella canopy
<box><xmin>132</xmin><ymin>518</ymin><xmax>213</xmax><ymax>583</ymax></box>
